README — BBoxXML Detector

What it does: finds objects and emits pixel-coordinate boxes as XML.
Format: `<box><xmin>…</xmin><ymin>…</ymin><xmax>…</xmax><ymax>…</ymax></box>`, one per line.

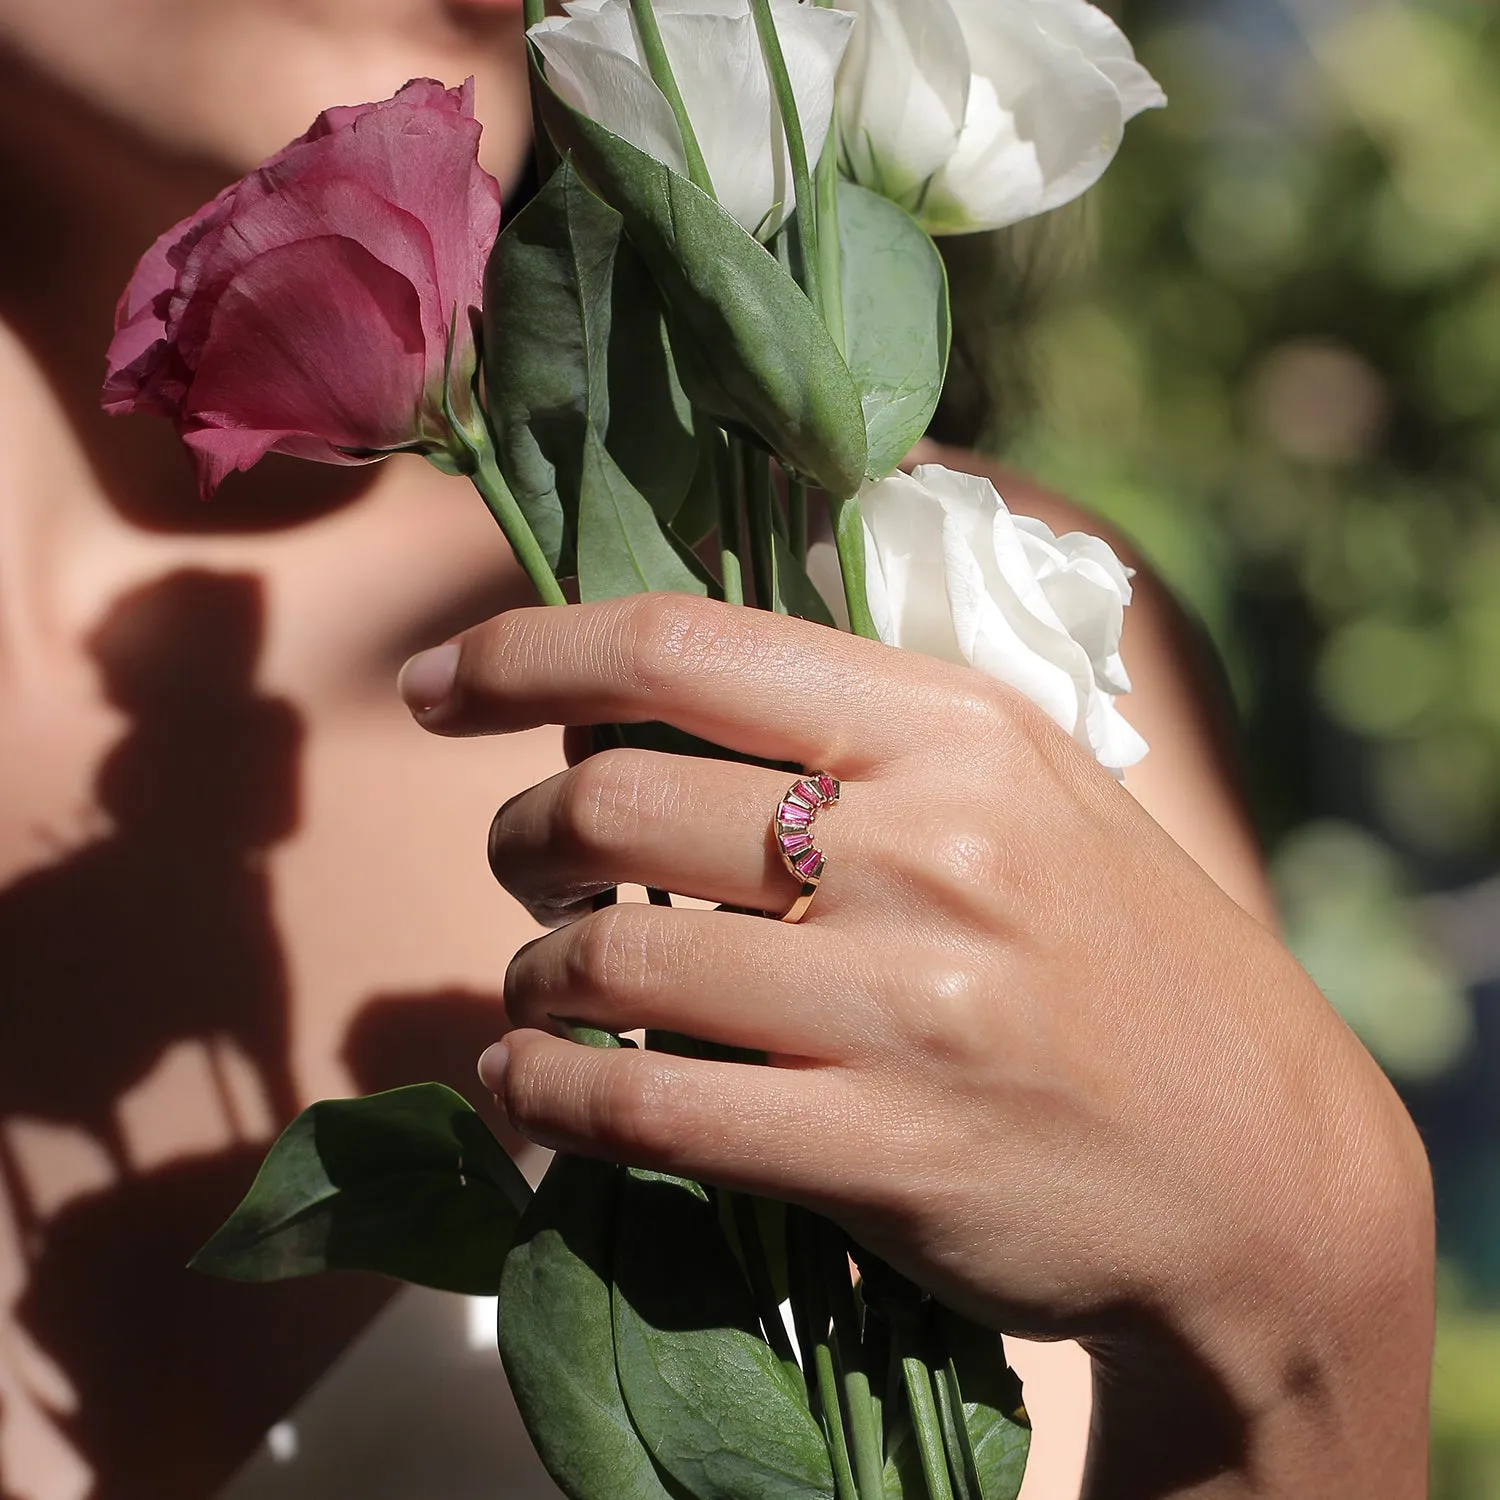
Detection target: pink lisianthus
<box><xmin>103</xmin><ymin>78</ymin><xmax>502</xmax><ymax>496</ymax></box>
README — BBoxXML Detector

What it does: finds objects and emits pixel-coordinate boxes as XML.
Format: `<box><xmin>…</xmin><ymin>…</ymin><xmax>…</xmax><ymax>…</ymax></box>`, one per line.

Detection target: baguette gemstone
<box><xmin>774</xmin><ymin>772</ymin><xmax>839</xmax><ymax>892</ymax></box>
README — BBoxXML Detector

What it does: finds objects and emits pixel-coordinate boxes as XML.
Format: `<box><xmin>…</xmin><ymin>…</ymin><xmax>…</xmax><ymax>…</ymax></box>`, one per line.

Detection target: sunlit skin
<box><xmin>0</xmin><ymin>3</ymin><xmax>1431</xmax><ymax>1499</ymax></box>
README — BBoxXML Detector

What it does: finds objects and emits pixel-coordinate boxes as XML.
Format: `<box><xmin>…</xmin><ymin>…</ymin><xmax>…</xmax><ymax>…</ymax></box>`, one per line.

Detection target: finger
<box><xmin>488</xmin><ymin>748</ymin><xmax>860</xmax><ymax>922</ymax></box>
<box><xmin>504</xmin><ymin>902</ymin><xmax>861</xmax><ymax>1058</ymax></box>
<box><xmin>481</xmin><ymin>1029</ymin><xmax>874</xmax><ymax>1203</ymax></box>
<box><xmin>398</xmin><ymin>594</ymin><xmax>958</xmax><ymax>772</ymax></box>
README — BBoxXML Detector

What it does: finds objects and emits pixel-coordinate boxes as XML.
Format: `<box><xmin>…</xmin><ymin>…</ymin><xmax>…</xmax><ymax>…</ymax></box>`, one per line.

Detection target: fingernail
<box><xmin>478</xmin><ymin>1041</ymin><xmax>510</xmax><ymax>1094</ymax></box>
<box><xmin>398</xmin><ymin>642</ymin><xmax>461</xmax><ymax>720</ymax></box>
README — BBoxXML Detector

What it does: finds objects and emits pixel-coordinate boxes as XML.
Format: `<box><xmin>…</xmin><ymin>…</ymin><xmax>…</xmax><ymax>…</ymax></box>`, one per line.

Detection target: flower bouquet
<box><xmin>104</xmin><ymin>4</ymin><xmax>1160</xmax><ymax>1497</ymax></box>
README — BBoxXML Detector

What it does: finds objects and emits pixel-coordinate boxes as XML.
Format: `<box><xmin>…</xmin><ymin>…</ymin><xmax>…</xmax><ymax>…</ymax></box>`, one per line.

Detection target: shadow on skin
<box><xmin>343</xmin><ymin>987</ymin><xmax>533</xmax><ymax>1162</ymax></box>
<box><xmin>0</xmin><ymin>570</ymin><xmax>391</xmax><ymax>1500</ymax></box>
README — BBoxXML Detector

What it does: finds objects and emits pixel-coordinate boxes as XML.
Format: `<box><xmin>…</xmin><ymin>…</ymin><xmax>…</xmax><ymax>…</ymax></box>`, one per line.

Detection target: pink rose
<box><xmin>103</xmin><ymin>78</ymin><xmax>502</xmax><ymax>497</ymax></box>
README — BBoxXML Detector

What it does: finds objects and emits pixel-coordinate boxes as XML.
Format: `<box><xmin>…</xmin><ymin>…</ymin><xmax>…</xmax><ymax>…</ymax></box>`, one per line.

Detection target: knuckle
<box><xmin>947</xmin><ymin>681</ymin><xmax>1057</xmax><ymax>772</ymax></box>
<box><xmin>620</xmin><ymin>592</ymin><xmax>721</xmax><ymax>695</ymax></box>
<box><xmin>554</xmin><ymin>749</ymin><xmax>647</xmax><ymax>858</ymax></box>
<box><xmin>566</xmin><ymin>903</ymin><xmax>643</xmax><ymax>1000</ymax></box>
<box><xmin>923</xmin><ymin>824</ymin><xmax>1009</xmax><ymax>898</ymax></box>
<box><xmin>897</xmin><ymin>962</ymin><xmax>992</xmax><ymax>1061</ymax></box>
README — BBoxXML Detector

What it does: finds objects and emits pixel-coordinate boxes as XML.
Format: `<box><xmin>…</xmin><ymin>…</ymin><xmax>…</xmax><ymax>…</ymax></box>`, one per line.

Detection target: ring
<box><xmin>774</xmin><ymin>772</ymin><xmax>840</xmax><ymax>923</ymax></box>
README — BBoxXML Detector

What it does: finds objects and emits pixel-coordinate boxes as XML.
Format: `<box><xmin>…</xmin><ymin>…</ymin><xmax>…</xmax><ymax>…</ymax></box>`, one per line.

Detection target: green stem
<box><xmin>748</xmin><ymin>0</ymin><xmax>818</xmax><ymax>304</ymax></box>
<box><xmin>901</xmin><ymin>1355</ymin><xmax>957</xmax><ymax>1500</ymax></box>
<box><xmin>830</xmin><ymin>493</ymin><xmax>878</xmax><ymax>639</ymax></box>
<box><xmin>818</xmin><ymin>1223</ymin><xmax>885</xmax><ymax>1500</ymax></box>
<box><xmin>936</xmin><ymin>1356</ymin><xmax>982</xmax><ymax>1500</ymax></box>
<box><xmin>627</xmin><ymin>0</ymin><xmax>716</xmax><ymax>199</ymax></box>
<box><xmin>469</xmin><ymin>448</ymin><xmax>568</xmax><ymax>608</ymax></box>
<box><xmin>816</xmin><ymin>1342</ymin><xmax>861</xmax><ymax>1500</ymax></box>
<box><xmin>813</xmin><ymin>96</ymin><xmax>845</xmax><ymax>354</ymax></box>
<box><xmin>788</xmin><ymin>480</ymin><xmax>809</xmax><ymax>564</ymax></box>
<box><xmin>521</xmin><ymin>1</ymin><xmax>560</xmax><ymax>179</ymax></box>
<box><xmin>740</xmin><ymin>441</ymin><xmax>778</xmax><ymax>613</ymax></box>
<box><xmin>788</xmin><ymin>1211</ymin><xmax>858</xmax><ymax>1500</ymax></box>
<box><xmin>715</xmin><ymin>431</ymin><xmax>745</xmax><ymax>607</ymax></box>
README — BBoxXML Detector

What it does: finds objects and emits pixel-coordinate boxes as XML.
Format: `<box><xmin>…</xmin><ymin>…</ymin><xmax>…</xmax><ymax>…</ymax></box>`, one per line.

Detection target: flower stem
<box><xmin>788</xmin><ymin>479</ymin><xmax>809</xmax><ymax>564</ymax></box>
<box><xmin>627</xmin><ymin>0</ymin><xmax>716</xmax><ymax>200</ymax></box>
<box><xmin>714</xmin><ymin>431</ymin><xmax>745</xmax><ymax>606</ymax></box>
<box><xmin>830</xmin><ymin>493</ymin><xmax>878</xmax><ymax>640</ymax></box>
<box><xmin>935</xmin><ymin>1354</ymin><xmax>983</xmax><ymax>1500</ymax></box>
<box><xmin>817</xmin><ymin>1222</ymin><xmax>886</xmax><ymax>1500</ymax></box>
<box><xmin>748</xmin><ymin>0</ymin><xmax>818</xmax><ymax>305</ymax></box>
<box><xmin>816</xmin><ymin>1342</ymin><xmax>860</xmax><ymax>1500</ymax></box>
<box><xmin>813</xmin><ymin>95</ymin><xmax>845</xmax><ymax>354</ymax></box>
<box><xmin>468</xmin><ymin>448</ymin><xmax>568</xmax><ymax>608</ymax></box>
<box><xmin>789</xmin><ymin>1211</ymin><xmax>859</xmax><ymax>1500</ymax></box>
<box><xmin>740</xmin><ymin>440</ymin><xmax>779</xmax><ymax>613</ymax></box>
<box><xmin>521</xmin><ymin>0</ymin><xmax>560</xmax><ymax>178</ymax></box>
<box><xmin>901</xmin><ymin>1354</ymin><xmax>957</xmax><ymax>1500</ymax></box>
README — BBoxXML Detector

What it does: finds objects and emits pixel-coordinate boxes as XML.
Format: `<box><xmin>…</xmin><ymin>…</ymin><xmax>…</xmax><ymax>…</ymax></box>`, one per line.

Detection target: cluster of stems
<box><xmin>467</xmin><ymin>8</ymin><xmax>987</xmax><ymax>1500</ymax></box>
<box><xmin>490</xmin><ymin>0</ymin><xmax>877</xmax><ymax>639</ymax></box>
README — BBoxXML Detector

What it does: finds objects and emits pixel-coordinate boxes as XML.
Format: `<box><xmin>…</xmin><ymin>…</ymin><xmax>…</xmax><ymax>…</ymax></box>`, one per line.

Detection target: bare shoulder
<box><xmin>914</xmin><ymin>441</ymin><xmax>1276</xmax><ymax>927</ymax></box>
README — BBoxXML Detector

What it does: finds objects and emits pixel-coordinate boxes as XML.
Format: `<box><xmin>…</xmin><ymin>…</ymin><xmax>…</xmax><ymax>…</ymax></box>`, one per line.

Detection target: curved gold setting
<box><xmin>774</xmin><ymin>773</ymin><xmax>839</xmax><ymax>923</ymax></box>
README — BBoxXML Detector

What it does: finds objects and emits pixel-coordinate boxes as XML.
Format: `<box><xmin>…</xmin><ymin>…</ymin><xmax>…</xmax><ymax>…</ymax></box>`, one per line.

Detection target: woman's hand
<box><xmin>399</xmin><ymin>592</ymin><xmax>1432</xmax><ymax>1499</ymax></box>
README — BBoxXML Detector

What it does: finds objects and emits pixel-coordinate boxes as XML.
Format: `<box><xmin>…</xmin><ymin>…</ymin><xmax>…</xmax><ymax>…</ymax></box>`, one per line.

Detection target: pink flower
<box><xmin>103</xmin><ymin>79</ymin><xmax>502</xmax><ymax>497</ymax></box>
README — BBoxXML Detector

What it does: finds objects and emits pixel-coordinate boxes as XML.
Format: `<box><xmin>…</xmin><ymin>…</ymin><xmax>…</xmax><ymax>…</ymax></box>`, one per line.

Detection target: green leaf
<box><xmin>577</xmin><ymin>428</ymin><xmax>710</xmax><ymax>601</ymax></box>
<box><xmin>536</xmin><ymin>75</ymin><xmax>867</xmax><ymax>498</ymax></box>
<box><xmin>838</xmin><ymin>182</ymin><xmax>951</xmax><ymax>480</ymax></box>
<box><xmin>671</xmin><ymin>424</ymin><xmax>726</xmax><ymax>548</ymax></box>
<box><xmin>484</xmin><ymin>156</ymin><xmax>622</xmax><ymax>573</ymax></box>
<box><xmin>613</xmin><ymin>1171</ymin><xmax>836</xmax><ymax>1500</ymax></box>
<box><xmin>192</xmin><ymin>1085</ymin><xmax>529</xmax><ymax>1295</ymax></box>
<box><xmin>607</xmin><ymin>240</ymin><xmax>701</xmax><ymax>524</ymax></box>
<box><xmin>497</xmin><ymin>1155</ymin><xmax>682</xmax><ymax>1500</ymax></box>
<box><xmin>936</xmin><ymin>1308</ymin><xmax>1030</xmax><ymax>1500</ymax></box>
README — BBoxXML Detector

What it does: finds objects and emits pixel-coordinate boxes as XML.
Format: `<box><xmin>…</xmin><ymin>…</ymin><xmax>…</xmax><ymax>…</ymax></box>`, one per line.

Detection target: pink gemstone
<box><xmin>795</xmin><ymin>779</ymin><xmax>821</xmax><ymax>806</ymax></box>
<box><xmin>779</xmin><ymin>803</ymin><xmax>811</xmax><ymax>826</ymax></box>
<box><xmin>781</xmin><ymin>833</ymin><xmax>813</xmax><ymax>855</ymax></box>
<box><xmin>793</xmin><ymin>848</ymin><xmax>823</xmax><ymax>879</ymax></box>
<box><xmin>816</xmin><ymin>773</ymin><xmax>838</xmax><ymax>803</ymax></box>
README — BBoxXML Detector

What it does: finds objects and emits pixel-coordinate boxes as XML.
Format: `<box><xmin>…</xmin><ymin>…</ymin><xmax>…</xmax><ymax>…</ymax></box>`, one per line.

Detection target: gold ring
<box><xmin>774</xmin><ymin>772</ymin><xmax>840</xmax><ymax>923</ymax></box>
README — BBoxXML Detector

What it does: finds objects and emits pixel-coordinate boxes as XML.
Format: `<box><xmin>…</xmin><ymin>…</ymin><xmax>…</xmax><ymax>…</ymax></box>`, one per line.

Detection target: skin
<box><xmin>401</xmin><ymin>581</ymin><xmax>1434</xmax><ymax>1499</ymax></box>
<box><xmin>0</xmin><ymin>1</ymin><xmax>1430</xmax><ymax>1497</ymax></box>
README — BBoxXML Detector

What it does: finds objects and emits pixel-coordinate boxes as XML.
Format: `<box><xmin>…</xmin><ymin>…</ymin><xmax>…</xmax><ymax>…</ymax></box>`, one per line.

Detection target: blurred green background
<box><xmin>983</xmin><ymin>0</ymin><xmax>1500</xmax><ymax>1490</ymax></box>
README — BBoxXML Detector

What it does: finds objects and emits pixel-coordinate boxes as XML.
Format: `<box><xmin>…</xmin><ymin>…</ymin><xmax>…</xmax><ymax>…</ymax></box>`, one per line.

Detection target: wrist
<box><xmin>1082</xmin><ymin>1062</ymin><xmax>1434</xmax><ymax>1498</ymax></box>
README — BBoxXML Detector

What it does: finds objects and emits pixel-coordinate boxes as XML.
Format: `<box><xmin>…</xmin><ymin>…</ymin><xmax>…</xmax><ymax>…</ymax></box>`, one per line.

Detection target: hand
<box><xmin>399</xmin><ymin>592</ymin><xmax>1432</xmax><ymax>1499</ymax></box>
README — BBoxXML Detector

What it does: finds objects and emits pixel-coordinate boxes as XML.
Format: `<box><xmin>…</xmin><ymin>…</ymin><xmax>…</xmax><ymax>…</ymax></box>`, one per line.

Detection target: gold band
<box><xmin>781</xmin><ymin>882</ymin><xmax>820</xmax><ymax>925</ymax></box>
<box><xmin>773</xmin><ymin>773</ymin><xmax>839</xmax><ymax>924</ymax></box>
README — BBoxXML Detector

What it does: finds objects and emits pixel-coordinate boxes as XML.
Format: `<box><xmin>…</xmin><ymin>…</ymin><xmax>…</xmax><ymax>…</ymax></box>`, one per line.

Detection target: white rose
<box><xmin>530</xmin><ymin>0</ymin><xmax>856</xmax><ymax>238</ymax></box>
<box><xmin>860</xmin><ymin>464</ymin><xmax>1148</xmax><ymax>774</ymax></box>
<box><xmin>837</xmin><ymin>0</ymin><xmax>1165</xmax><ymax>234</ymax></box>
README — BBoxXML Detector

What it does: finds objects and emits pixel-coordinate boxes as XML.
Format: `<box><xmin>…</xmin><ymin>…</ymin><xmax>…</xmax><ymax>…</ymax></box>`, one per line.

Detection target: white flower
<box><xmin>530</xmin><ymin>0</ymin><xmax>856</xmax><ymax>237</ymax></box>
<box><xmin>861</xmin><ymin>464</ymin><xmax>1148</xmax><ymax>774</ymax></box>
<box><xmin>837</xmin><ymin>0</ymin><xmax>1165</xmax><ymax>234</ymax></box>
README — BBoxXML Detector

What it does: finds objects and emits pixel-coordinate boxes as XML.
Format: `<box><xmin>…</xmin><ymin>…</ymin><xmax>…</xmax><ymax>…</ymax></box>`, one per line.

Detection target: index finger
<box><xmin>398</xmin><ymin>594</ymin><xmax>955</xmax><ymax>771</ymax></box>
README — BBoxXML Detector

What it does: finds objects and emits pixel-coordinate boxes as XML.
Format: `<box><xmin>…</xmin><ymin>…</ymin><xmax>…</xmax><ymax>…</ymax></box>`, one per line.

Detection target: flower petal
<box><xmin>860</xmin><ymin>470</ymin><xmax>965</xmax><ymax>660</ymax></box>
<box><xmin>1025</xmin><ymin>0</ymin><xmax>1166</xmax><ymax>119</ymax></box>
<box><xmin>838</xmin><ymin>0</ymin><xmax>970</xmax><ymax>208</ymax></box>
<box><xmin>530</xmin><ymin>20</ymin><xmax>692</xmax><ymax>178</ymax></box>
<box><xmin>180</xmin><ymin>236</ymin><xmax>429</xmax><ymax>495</ymax></box>
<box><xmin>923</xmin><ymin>0</ymin><xmax>1129</xmax><ymax>232</ymax></box>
